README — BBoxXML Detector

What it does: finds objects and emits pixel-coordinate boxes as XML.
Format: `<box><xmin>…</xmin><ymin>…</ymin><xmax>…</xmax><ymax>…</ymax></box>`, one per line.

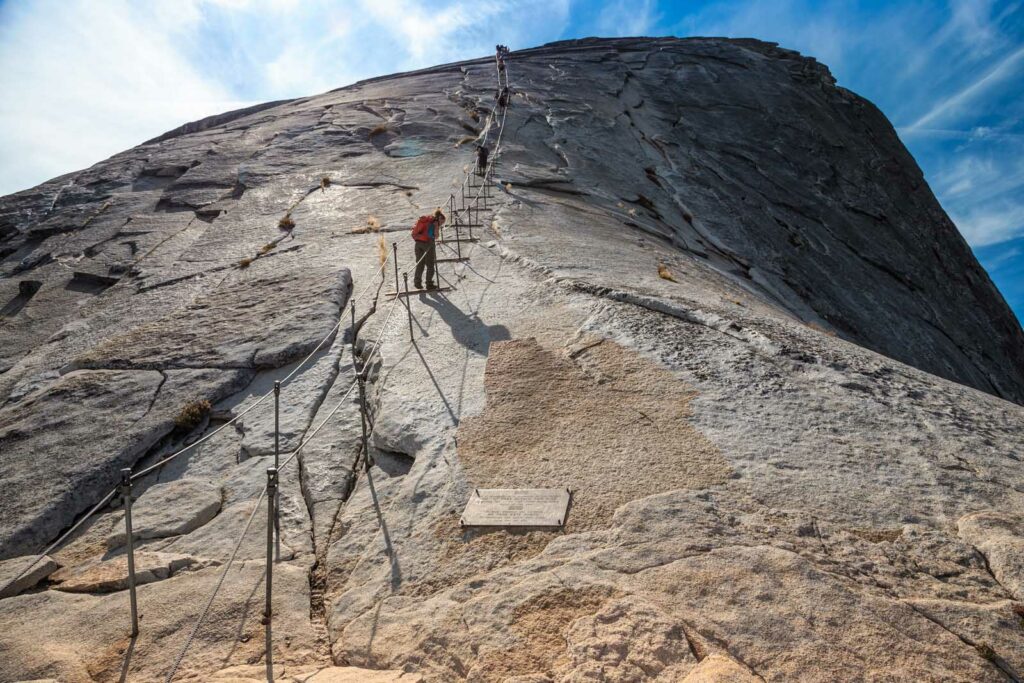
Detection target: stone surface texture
<box><xmin>1</xmin><ymin>36</ymin><xmax>1023</xmax><ymax>682</ymax></box>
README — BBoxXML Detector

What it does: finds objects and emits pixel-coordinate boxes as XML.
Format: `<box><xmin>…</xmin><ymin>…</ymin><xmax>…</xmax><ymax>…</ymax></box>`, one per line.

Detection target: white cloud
<box><xmin>952</xmin><ymin>201</ymin><xmax>1024</xmax><ymax>246</ymax></box>
<box><xmin>0</xmin><ymin>0</ymin><xmax>252</xmax><ymax>195</ymax></box>
<box><xmin>595</xmin><ymin>0</ymin><xmax>660</xmax><ymax>37</ymax></box>
<box><xmin>908</xmin><ymin>44</ymin><xmax>1024</xmax><ymax>131</ymax></box>
<box><xmin>0</xmin><ymin>0</ymin><xmax>570</xmax><ymax>196</ymax></box>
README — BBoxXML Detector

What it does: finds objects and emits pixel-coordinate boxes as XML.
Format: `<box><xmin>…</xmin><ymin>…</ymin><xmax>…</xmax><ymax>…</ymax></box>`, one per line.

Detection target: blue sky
<box><xmin>1</xmin><ymin>0</ymin><xmax>1022</xmax><ymax>319</ymax></box>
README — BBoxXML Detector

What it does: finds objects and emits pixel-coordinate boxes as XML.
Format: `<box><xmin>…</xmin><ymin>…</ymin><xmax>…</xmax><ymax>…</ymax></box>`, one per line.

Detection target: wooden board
<box><xmin>385</xmin><ymin>286</ymin><xmax>452</xmax><ymax>299</ymax></box>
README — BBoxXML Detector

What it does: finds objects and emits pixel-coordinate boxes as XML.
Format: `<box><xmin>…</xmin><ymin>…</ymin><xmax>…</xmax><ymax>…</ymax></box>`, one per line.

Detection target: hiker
<box><xmin>476</xmin><ymin>144</ymin><xmax>489</xmax><ymax>177</ymax></box>
<box><xmin>497</xmin><ymin>86</ymin><xmax>510</xmax><ymax>108</ymax></box>
<box><xmin>412</xmin><ymin>209</ymin><xmax>445</xmax><ymax>290</ymax></box>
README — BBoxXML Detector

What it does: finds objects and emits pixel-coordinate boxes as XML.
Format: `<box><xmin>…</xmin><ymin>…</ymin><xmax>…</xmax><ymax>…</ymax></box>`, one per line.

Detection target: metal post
<box><xmin>357</xmin><ymin>376</ymin><xmax>371</xmax><ymax>472</ymax></box>
<box><xmin>455</xmin><ymin>224</ymin><xmax>463</xmax><ymax>259</ymax></box>
<box><xmin>272</xmin><ymin>380</ymin><xmax>281</xmax><ymax>563</ymax></box>
<box><xmin>403</xmin><ymin>272</ymin><xmax>414</xmax><ymax>341</ymax></box>
<box><xmin>350</xmin><ymin>301</ymin><xmax>361</xmax><ymax>376</ymax></box>
<box><xmin>120</xmin><ymin>468</ymin><xmax>139</xmax><ymax>637</ymax></box>
<box><xmin>265</xmin><ymin>467</ymin><xmax>277</xmax><ymax>683</ymax></box>
<box><xmin>468</xmin><ymin>205</ymin><xmax>474</xmax><ymax>241</ymax></box>
<box><xmin>391</xmin><ymin>242</ymin><xmax>400</xmax><ymax>295</ymax></box>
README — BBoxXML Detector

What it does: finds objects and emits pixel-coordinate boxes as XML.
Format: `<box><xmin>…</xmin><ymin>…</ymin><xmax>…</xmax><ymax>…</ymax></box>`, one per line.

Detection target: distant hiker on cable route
<box><xmin>497</xmin><ymin>86</ymin><xmax>510</xmax><ymax>109</ymax></box>
<box><xmin>412</xmin><ymin>209</ymin><xmax>445</xmax><ymax>291</ymax></box>
<box><xmin>475</xmin><ymin>144</ymin><xmax>489</xmax><ymax>176</ymax></box>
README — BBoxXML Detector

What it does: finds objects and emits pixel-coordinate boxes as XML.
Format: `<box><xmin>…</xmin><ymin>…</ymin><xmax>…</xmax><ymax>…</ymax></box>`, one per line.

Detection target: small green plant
<box><xmin>278</xmin><ymin>214</ymin><xmax>295</xmax><ymax>231</ymax></box>
<box><xmin>238</xmin><ymin>257</ymin><xmax>253</xmax><ymax>269</ymax></box>
<box><xmin>368</xmin><ymin>124</ymin><xmax>388</xmax><ymax>138</ymax></box>
<box><xmin>175</xmin><ymin>399</ymin><xmax>212</xmax><ymax>431</ymax></box>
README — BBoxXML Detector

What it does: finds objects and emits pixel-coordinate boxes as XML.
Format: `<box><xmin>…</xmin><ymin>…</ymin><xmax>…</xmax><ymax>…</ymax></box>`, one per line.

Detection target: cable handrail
<box><xmin>0</xmin><ymin>485</ymin><xmax>119</xmax><ymax>598</ymax></box>
<box><xmin>166</xmin><ymin>374</ymin><xmax>359</xmax><ymax>681</ymax></box>
<box><xmin>6</xmin><ymin>45</ymin><xmax>516</xmax><ymax>682</ymax></box>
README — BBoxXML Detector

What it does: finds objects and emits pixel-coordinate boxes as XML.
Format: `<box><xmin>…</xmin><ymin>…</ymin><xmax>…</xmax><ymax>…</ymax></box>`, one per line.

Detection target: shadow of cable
<box><xmin>365</xmin><ymin>468</ymin><xmax>401</xmax><ymax>590</ymax></box>
<box><xmin>410</xmin><ymin>341</ymin><xmax>459</xmax><ymax>426</ymax></box>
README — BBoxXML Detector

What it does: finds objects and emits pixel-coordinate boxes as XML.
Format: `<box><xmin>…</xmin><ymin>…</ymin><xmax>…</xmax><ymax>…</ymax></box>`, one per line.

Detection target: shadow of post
<box><xmin>420</xmin><ymin>292</ymin><xmax>509</xmax><ymax>354</ymax></box>
<box><xmin>365</xmin><ymin>468</ymin><xmax>401</xmax><ymax>590</ymax></box>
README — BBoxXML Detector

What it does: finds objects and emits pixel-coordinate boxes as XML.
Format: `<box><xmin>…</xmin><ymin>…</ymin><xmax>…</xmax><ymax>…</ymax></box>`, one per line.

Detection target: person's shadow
<box><xmin>421</xmin><ymin>292</ymin><xmax>510</xmax><ymax>354</ymax></box>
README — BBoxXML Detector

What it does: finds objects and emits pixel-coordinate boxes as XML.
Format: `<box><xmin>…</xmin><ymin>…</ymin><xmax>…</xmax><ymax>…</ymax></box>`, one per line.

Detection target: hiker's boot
<box><xmin>414</xmin><ymin>281</ymin><xmax>422</xmax><ymax>290</ymax></box>
<box><xmin>426</xmin><ymin>282</ymin><xmax>438</xmax><ymax>291</ymax></box>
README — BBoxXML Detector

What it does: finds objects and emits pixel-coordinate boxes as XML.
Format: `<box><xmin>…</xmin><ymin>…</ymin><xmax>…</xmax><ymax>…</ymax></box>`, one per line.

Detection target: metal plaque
<box><xmin>460</xmin><ymin>488</ymin><xmax>571</xmax><ymax>527</ymax></box>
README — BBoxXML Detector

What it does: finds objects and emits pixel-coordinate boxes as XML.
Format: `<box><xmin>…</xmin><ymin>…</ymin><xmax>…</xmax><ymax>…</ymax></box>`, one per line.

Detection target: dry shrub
<box><xmin>505</xmin><ymin>183</ymin><xmax>512</xmax><ymax>191</ymax></box>
<box><xmin>259</xmin><ymin>243</ymin><xmax>276</xmax><ymax>255</ymax></box>
<box><xmin>682</xmin><ymin>209</ymin><xmax>694</xmax><ymax>224</ymax></box>
<box><xmin>657</xmin><ymin>264</ymin><xmax>678</xmax><ymax>283</ymax></box>
<box><xmin>377</xmin><ymin>235</ymin><xmax>388</xmax><ymax>267</ymax></box>
<box><xmin>238</xmin><ymin>257</ymin><xmax>253</xmax><ymax>269</ymax></box>
<box><xmin>627</xmin><ymin>207</ymin><xmax>637</xmax><ymax>216</ymax></box>
<box><xmin>175</xmin><ymin>399</ymin><xmax>212</xmax><ymax>430</ymax></box>
<box><xmin>278</xmin><ymin>214</ymin><xmax>295</xmax><ymax>231</ymax></box>
<box><xmin>368</xmin><ymin>124</ymin><xmax>388</xmax><ymax>138</ymax></box>
<box><xmin>351</xmin><ymin>215</ymin><xmax>383</xmax><ymax>234</ymax></box>
<box><xmin>404</xmin><ymin>190</ymin><xmax>413</xmax><ymax>197</ymax></box>
<box><xmin>320</xmin><ymin>176</ymin><xmax>331</xmax><ymax>190</ymax></box>
<box><xmin>455</xmin><ymin>135</ymin><xmax>477</xmax><ymax>147</ymax></box>
<box><xmin>1012</xmin><ymin>603</ymin><xmax>1024</xmax><ymax>626</ymax></box>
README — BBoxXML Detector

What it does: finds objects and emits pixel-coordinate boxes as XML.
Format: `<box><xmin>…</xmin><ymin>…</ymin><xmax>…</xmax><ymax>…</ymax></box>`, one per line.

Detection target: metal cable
<box><xmin>167</xmin><ymin>375</ymin><xmax>358</xmax><ymax>680</ymax></box>
<box><xmin>165</xmin><ymin>486</ymin><xmax>266</xmax><ymax>683</ymax></box>
<box><xmin>0</xmin><ymin>485</ymin><xmax>119</xmax><ymax>598</ymax></box>
<box><xmin>133</xmin><ymin>249</ymin><xmax>394</xmax><ymax>482</ymax></box>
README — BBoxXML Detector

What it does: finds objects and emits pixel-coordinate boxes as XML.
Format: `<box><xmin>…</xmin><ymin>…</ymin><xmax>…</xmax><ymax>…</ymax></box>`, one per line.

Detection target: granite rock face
<box><xmin>1</xmin><ymin>37</ymin><xmax>1023</xmax><ymax>682</ymax></box>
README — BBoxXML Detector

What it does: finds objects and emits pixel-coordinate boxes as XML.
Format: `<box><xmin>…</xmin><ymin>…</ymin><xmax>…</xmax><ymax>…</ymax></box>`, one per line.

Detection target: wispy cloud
<box><xmin>907</xmin><ymin>44</ymin><xmax>1024</xmax><ymax>131</ymax></box>
<box><xmin>0</xmin><ymin>0</ymin><xmax>570</xmax><ymax>196</ymax></box>
<box><xmin>594</xmin><ymin>0</ymin><xmax>661</xmax><ymax>37</ymax></box>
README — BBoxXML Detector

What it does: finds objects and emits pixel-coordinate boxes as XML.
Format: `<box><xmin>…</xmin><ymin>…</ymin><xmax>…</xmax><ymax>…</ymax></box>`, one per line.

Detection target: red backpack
<box><xmin>412</xmin><ymin>215</ymin><xmax>434</xmax><ymax>242</ymax></box>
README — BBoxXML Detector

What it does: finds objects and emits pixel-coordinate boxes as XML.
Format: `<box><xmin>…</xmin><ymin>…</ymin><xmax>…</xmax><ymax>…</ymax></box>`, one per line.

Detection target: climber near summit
<box><xmin>412</xmin><ymin>209</ymin><xmax>445</xmax><ymax>290</ymax></box>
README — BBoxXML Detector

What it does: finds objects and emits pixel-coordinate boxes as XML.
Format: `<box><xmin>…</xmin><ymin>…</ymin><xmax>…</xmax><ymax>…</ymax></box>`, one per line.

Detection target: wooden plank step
<box><xmin>385</xmin><ymin>286</ymin><xmax>453</xmax><ymax>299</ymax></box>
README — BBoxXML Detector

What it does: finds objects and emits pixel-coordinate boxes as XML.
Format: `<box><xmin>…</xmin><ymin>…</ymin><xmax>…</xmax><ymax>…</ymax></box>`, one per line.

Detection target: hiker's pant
<box><xmin>414</xmin><ymin>240</ymin><xmax>436</xmax><ymax>288</ymax></box>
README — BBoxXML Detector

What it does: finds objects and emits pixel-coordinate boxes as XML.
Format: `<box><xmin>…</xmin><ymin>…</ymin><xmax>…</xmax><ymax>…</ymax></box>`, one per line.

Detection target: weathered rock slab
<box><xmin>0</xmin><ymin>554</ymin><xmax>59</xmax><ymax>599</ymax></box>
<box><xmin>107</xmin><ymin>478</ymin><xmax>221</xmax><ymax>549</ymax></box>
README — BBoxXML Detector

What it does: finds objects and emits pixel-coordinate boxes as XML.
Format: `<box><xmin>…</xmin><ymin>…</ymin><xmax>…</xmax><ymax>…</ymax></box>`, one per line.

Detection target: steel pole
<box><xmin>120</xmin><ymin>468</ymin><xmax>139</xmax><ymax>637</ymax></box>
<box><xmin>272</xmin><ymin>380</ymin><xmax>281</xmax><ymax>562</ymax></box>
<box><xmin>265</xmin><ymin>467</ymin><xmax>277</xmax><ymax>682</ymax></box>
<box><xmin>455</xmin><ymin>224</ymin><xmax>463</xmax><ymax>260</ymax></box>
<box><xmin>391</xmin><ymin>242</ymin><xmax>399</xmax><ymax>295</ymax></box>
